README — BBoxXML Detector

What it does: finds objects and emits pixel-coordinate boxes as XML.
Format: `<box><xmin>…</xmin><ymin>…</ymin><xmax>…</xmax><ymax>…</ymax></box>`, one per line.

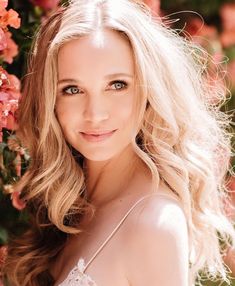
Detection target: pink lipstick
<box><xmin>80</xmin><ymin>130</ymin><xmax>116</xmax><ymax>142</ymax></box>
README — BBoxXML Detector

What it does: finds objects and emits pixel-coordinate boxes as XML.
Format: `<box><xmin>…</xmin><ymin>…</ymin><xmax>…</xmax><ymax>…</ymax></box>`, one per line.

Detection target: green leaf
<box><xmin>0</xmin><ymin>227</ymin><xmax>8</xmax><ymax>245</ymax></box>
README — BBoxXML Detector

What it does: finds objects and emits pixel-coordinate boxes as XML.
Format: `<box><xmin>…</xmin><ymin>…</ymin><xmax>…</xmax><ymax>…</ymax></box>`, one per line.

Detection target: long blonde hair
<box><xmin>4</xmin><ymin>0</ymin><xmax>235</xmax><ymax>285</ymax></box>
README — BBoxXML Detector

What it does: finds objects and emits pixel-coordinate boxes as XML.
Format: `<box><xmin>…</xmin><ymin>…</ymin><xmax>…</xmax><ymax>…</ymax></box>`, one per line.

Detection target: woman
<box><xmin>3</xmin><ymin>0</ymin><xmax>235</xmax><ymax>285</ymax></box>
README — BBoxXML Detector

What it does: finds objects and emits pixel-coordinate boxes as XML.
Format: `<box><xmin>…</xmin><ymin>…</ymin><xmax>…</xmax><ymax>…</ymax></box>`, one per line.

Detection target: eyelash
<box><xmin>61</xmin><ymin>80</ymin><xmax>128</xmax><ymax>96</ymax></box>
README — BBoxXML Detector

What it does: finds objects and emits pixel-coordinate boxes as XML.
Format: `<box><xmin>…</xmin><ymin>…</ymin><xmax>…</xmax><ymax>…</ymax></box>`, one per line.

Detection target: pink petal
<box><xmin>6</xmin><ymin>113</ymin><xmax>16</xmax><ymax>130</ymax></box>
<box><xmin>0</xmin><ymin>91</ymin><xmax>9</xmax><ymax>100</ymax></box>
<box><xmin>30</xmin><ymin>0</ymin><xmax>60</xmax><ymax>10</ymax></box>
<box><xmin>5</xmin><ymin>9</ymin><xmax>21</xmax><ymax>29</ymax></box>
<box><xmin>11</xmin><ymin>191</ymin><xmax>26</xmax><ymax>210</ymax></box>
<box><xmin>0</xmin><ymin>27</ymin><xmax>7</xmax><ymax>51</ymax></box>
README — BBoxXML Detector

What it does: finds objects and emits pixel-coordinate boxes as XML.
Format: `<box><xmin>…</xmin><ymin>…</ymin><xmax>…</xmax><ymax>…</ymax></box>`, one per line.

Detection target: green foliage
<box><xmin>0</xmin><ymin>129</ymin><xmax>29</xmax><ymax>187</ymax></box>
<box><xmin>6</xmin><ymin>0</ymin><xmax>42</xmax><ymax>78</ymax></box>
<box><xmin>0</xmin><ymin>128</ymin><xmax>30</xmax><ymax>244</ymax></box>
<box><xmin>0</xmin><ymin>196</ymin><xmax>29</xmax><ymax>245</ymax></box>
<box><xmin>161</xmin><ymin>0</ymin><xmax>225</xmax><ymax>17</ymax></box>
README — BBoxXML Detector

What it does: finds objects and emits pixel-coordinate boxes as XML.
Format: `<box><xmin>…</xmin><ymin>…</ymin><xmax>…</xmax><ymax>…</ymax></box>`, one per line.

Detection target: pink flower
<box><xmin>0</xmin><ymin>4</ymin><xmax>21</xmax><ymax>65</ymax></box>
<box><xmin>0</xmin><ymin>66</ymin><xmax>8</xmax><ymax>84</ymax></box>
<box><xmin>0</xmin><ymin>0</ymin><xmax>8</xmax><ymax>10</ymax></box>
<box><xmin>6</xmin><ymin>112</ymin><xmax>16</xmax><ymax>130</ymax></box>
<box><xmin>220</xmin><ymin>3</ymin><xmax>235</xmax><ymax>48</ymax></box>
<box><xmin>3</xmin><ymin>183</ymin><xmax>26</xmax><ymax>210</ymax></box>
<box><xmin>0</xmin><ymin>31</ymin><xmax>18</xmax><ymax>64</ymax></box>
<box><xmin>0</xmin><ymin>67</ymin><xmax>21</xmax><ymax>140</ymax></box>
<box><xmin>30</xmin><ymin>0</ymin><xmax>60</xmax><ymax>11</ymax></box>
<box><xmin>184</xmin><ymin>18</ymin><xmax>223</xmax><ymax>61</ymax></box>
<box><xmin>6</xmin><ymin>9</ymin><xmax>20</xmax><ymax>28</ymax></box>
<box><xmin>0</xmin><ymin>8</ymin><xmax>20</xmax><ymax>29</ymax></box>
<box><xmin>0</xmin><ymin>67</ymin><xmax>21</xmax><ymax>100</ymax></box>
<box><xmin>0</xmin><ymin>8</ymin><xmax>19</xmax><ymax>28</ymax></box>
<box><xmin>0</xmin><ymin>27</ymin><xmax>7</xmax><ymax>51</ymax></box>
<box><xmin>184</xmin><ymin>18</ymin><xmax>227</xmax><ymax>104</ymax></box>
<box><xmin>0</xmin><ymin>100</ymin><xmax>19</xmax><ymax>134</ymax></box>
<box><xmin>7</xmin><ymin>74</ymin><xmax>21</xmax><ymax>99</ymax></box>
<box><xmin>220</xmin><ymin>3</ymin><xmax>235</xmax><ymax>32</ymax></box>
<box><xmin>0</xmin><ymin>91</ymin><xmax>8</xmax><ymax>100</ymax></box>
<box><xmin>220</xmin><ymin>30</ymin><xmax>235</xmax><ymax>48</ymax></box>
<box><xmin>11</xmin><ymin>190</ymin><xmax>26</xmax><ymax>210</ymax></box>
<box><xmin>185</xmin><ymin>17</ymin><xmax>218</xmax><ymax>40</ymax></box>
<box><xmin>0</xmin><ymin>0</ymin><xmax>7</xmax><ymax>19</ymax></box>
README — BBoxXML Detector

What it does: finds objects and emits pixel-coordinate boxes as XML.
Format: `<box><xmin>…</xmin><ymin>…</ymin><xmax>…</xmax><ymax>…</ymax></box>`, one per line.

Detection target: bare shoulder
<box><xmin>122</xmin><ymin>192</ymin><xmax>189</xmax><ymax>286</ymax></box>
<box><xmin>126</xmin><ymin>191</ymin><xmax>187</xmax><ymax>232</ymax></box>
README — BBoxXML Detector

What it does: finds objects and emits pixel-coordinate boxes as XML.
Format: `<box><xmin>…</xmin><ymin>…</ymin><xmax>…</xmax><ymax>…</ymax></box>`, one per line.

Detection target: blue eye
<box><xmin>60</xmin><ymin>81</ymin><xmax>128</xmax><ymax>95</ymax></box>
<box><xmin>110</xmin><ymin>81</ymin><xmax>127</xmax><ymax>90</ymax></box>
<box><xmin>62</xmin><ymin>86</ymin><xmax>82</xmax><ymax>95</ymax></box>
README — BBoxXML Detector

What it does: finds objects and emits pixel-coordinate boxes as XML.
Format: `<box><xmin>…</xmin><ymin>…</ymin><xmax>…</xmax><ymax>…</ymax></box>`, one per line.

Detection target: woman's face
<box><xmin>55</xmin><ymin>29</ymin><xmax>136</xmax><ymax>161</ymax></box>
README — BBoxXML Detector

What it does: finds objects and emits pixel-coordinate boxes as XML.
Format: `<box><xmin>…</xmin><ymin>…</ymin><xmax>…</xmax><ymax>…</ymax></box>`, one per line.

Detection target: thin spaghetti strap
<box><xmin>83</xmin><ymin>191</ymin><xmax>179</xmax><ymax>272</ymax></box>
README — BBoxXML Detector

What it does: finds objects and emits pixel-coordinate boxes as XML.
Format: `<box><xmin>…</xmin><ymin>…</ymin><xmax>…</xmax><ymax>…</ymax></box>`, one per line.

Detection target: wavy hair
<box><xmin>3</xmin><ymin>0</ymin><xmax>235</xmax><ymax>285</ymax></box>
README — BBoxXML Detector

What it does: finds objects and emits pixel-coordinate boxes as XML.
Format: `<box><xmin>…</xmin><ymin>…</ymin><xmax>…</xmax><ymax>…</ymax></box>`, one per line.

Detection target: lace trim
<box><xmin>58</xmin><ymin>258</ymin><xmax>97</xmax><ymax>286</ymax></box>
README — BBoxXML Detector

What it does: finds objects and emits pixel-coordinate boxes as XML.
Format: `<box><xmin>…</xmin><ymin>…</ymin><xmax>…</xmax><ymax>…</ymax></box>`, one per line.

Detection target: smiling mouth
<box><xmin>79</xmin><ymin>130</ymin><xmax>117</xmax><ymax>142</ymax></box>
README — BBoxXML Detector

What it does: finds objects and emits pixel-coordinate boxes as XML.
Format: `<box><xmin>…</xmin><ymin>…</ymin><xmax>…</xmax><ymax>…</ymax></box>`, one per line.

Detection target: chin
<box><xmin>75</xmin><ymin>142</ymin><xmax>132</xmax><ymax>162</ymax></box>
<box><xmin>82</xmin><ymin>152</ymin><xmax>116</xmax><ymax>162</ymax></box>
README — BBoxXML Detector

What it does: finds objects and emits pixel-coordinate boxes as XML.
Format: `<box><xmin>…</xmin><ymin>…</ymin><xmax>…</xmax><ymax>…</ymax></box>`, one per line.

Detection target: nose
<box><xmin>83</xmin><ymin>95</ymin><xmax>109</xmax><ymax>123</ymax></box>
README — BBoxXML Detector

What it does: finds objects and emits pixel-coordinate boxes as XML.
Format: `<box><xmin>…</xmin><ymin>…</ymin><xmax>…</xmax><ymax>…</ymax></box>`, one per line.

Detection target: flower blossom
<box><xmin>11</xmin><ymin>190</ymin><xmax>26</xmax><ymax>210</ymax></box>
<box><xmin>220</xmin><ymin>3</ymin><xmax>235</xmax><ymax>48</ymax></box>
<box><xmin>0</xmin><ymin>0</ymin><xmax>8</xmax><ymax>10</ymax></box>
<box><xmin>0</xmin><ymin>0</ymin><xmax>20</xmax><ymax>63</ymax></box>
<box><xmin>0</xmin><ymin>31</ymin><xmax>18</xmax><ymax>64</ymax></box>
<box><xmin>0</xmin><ymin>27</ymin><xmax>6</xmax><ymax>50</ymax></box>
<box><xmin>30</xmin><ymin>0</ymin><xmax>60</xmax><ymax>11</ymax></box>
<box><xmin>0</xmin><ymin>67</ymin><xmax>20</xmax><ymax>141</ymax></box>
<box><xmin>0</xmin><ymin>8</ymin><xmax>20</xmax><ymax>29</ymax></box>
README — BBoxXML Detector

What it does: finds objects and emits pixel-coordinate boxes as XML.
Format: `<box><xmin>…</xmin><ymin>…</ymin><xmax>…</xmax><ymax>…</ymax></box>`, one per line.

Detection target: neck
<box><xmin>83</xmin><ymin>144</ymin><xmax>144</xmax><ymax>207</ymax></box>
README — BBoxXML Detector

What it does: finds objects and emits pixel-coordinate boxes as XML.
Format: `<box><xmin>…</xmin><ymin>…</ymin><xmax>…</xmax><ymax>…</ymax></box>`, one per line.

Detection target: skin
<box><xmin>55</xmin><ymin>28</ymin><xmax>141</xmax><ymax>206</ymax></box>
<box><xmin>53</xmin><ymin>29</ymin><xmax>189</xmax><ymax>286</ymax></box>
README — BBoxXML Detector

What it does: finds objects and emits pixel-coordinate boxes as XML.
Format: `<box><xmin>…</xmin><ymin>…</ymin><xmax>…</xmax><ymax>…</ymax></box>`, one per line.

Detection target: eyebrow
<box><xmin>57</xmin><ymin>73</ymin><xmax>133</xmax><ymax>85</ymax></box>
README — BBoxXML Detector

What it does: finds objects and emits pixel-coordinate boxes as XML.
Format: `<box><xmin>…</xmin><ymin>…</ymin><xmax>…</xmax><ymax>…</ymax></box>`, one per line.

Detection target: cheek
<box><xmin>55</xmin><ymin>101</ymin><xmax>79</xmax><ymax>132</ymax></box>
<box><xmin>112</xmin><ymin>97</ymin><xmax>137</xmax><ymax>141</ymax></box>
<box><xmin>112</xmin><ymin>94</ymin><xmax>135</xmax><ymax>122</ymax></box>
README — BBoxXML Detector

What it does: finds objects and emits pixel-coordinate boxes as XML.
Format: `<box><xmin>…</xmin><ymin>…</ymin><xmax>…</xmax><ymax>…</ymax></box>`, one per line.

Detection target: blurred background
<box><xmin>0</xmin><ymin>0</ymin><xmax>235</xmax><ymax>285</ymax></box>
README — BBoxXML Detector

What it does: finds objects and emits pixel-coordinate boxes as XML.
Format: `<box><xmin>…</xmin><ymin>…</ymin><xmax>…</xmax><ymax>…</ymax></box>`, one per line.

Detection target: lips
<box><xmin>79</xmin><ymin>130</ymin><xmax>117</xmax><ymax>142</ymax></box>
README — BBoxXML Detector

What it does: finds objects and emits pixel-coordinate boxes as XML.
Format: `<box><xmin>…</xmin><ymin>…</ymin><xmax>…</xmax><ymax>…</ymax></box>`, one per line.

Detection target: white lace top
<box><xmin>58</xmin><ymin>192</ymin><xmax>180</xmax><ymax>286</ymax></box>
<box><xmin>58</xmin><ymin>258</ymin><xmax>97</xmax><ymax>286</ymax></box>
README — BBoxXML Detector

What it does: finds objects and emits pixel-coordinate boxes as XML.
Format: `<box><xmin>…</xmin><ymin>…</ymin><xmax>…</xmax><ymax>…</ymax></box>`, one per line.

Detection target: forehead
<box><xmin>57</xmin><ymin>29</ymin><xmax>135</xmax><ymax>79</ymax></box>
